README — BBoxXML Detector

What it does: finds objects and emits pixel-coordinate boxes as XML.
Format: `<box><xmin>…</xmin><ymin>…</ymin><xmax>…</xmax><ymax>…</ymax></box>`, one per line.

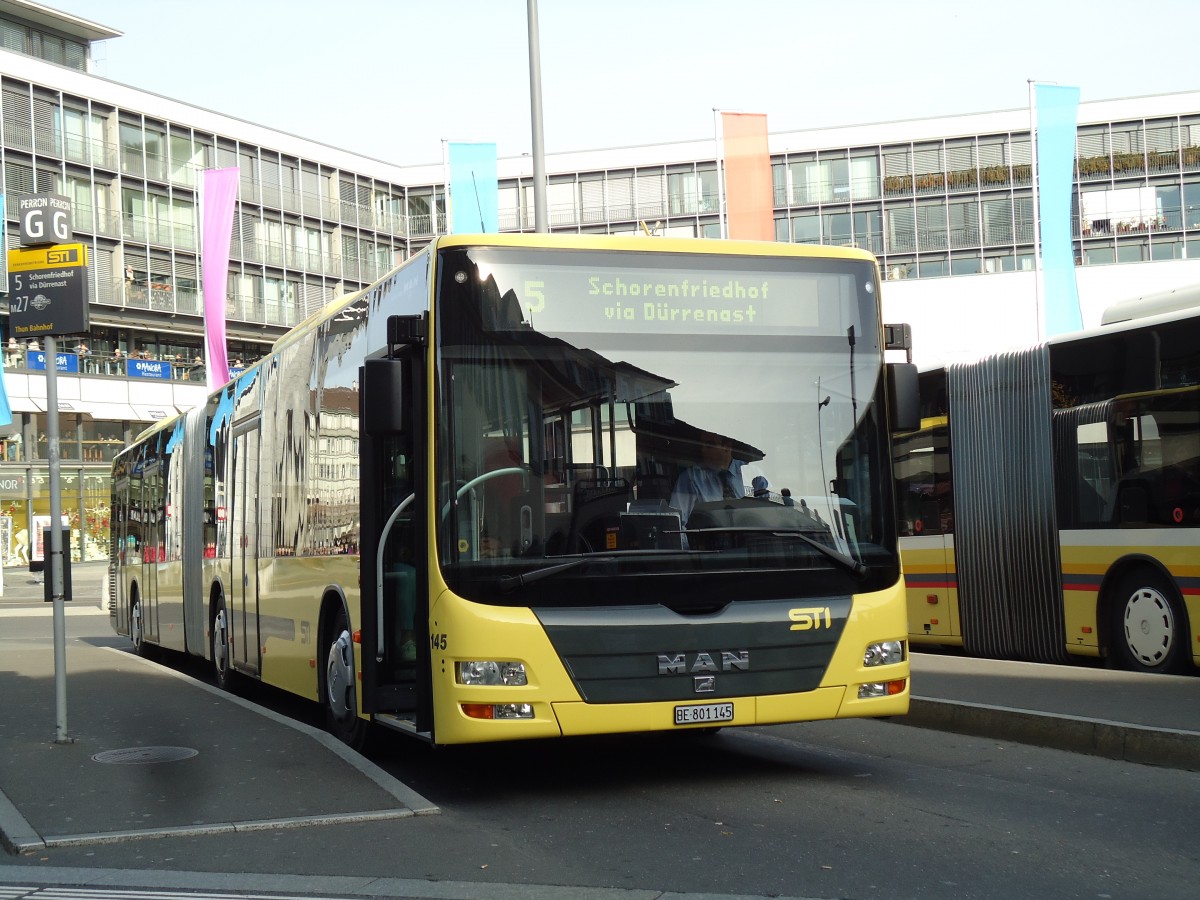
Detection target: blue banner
<box><xmin>126</xmin><ymin>358</ymin><xmax>172</xmax><ymax>380</ymax></box>
<box><xmin>1036</xmin><ymin>84</ymin><xmax>1082</xmax><ymax>336</ymax></box>
<box><xmin>449</xmin><ymin>142</ymin><xmax>499</xmax><ymax>233</ymax></box>
<box><xmin>27</xmin><ymin>350</ymin><xmax>80</xmax><ymax>373</ymax></box>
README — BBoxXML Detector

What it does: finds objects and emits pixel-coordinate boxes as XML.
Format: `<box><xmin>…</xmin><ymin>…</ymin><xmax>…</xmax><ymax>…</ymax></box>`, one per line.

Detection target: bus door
<box><xmin>140</xmin><ymin>460</ymin><xmax>162</xmax><ymax>642</ymax></box>
<box><xmin>895</xmin><ymin>424</ymin><xmax>959</xmax><ymax>640</ymax></box>
<box><xmin>359</xmin><ymin>352</ymin><xmax>426</xmax><ymax>719</ymax></box>
<box><xmin>230</xmin><ymin>418</ymin><xmax>261</xmax><ymax>676</ymax></box>
<box><xmin>112</xmin><ymin>474</ymin><xmax>131</xmax><ymax>635</ymax></box>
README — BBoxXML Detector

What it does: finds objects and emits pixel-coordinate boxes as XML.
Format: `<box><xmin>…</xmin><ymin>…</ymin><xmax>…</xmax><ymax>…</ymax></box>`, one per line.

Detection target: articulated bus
<box><xmin>894</xmin><ymin>303</ymin><xmax>1200</xmax><ymax>675</ymax></box>
<box><xmin>110</xmin><ymin>233</ymin><xmax>917</xmax><ymax>747</ymax></box>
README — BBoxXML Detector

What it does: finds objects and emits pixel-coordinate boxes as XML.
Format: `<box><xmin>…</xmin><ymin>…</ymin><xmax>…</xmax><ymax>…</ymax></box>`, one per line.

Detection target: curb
<box><xmin>902</xmin><ymin>696</ymin><xmax>1200</xmax><ymax>771</ymax></box>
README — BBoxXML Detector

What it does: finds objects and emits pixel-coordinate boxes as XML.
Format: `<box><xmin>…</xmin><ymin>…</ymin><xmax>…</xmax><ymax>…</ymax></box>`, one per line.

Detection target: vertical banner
<box><xmin>721</xmin><ymin>113</ymin><xmax>773</xmax><ymax>241</ymax></box>
<box><xmin>448</xmin><ymin>142</ymin><xmax>499</xmax><ymax>233</ymax></box>
<box><xmin>0</xmin><ymin>193</ymin><xmax>10</xmax><ymax>427</ymax></box>
<box><xmin>201</xmin><ymin>168</ymin><xmax>238</xmax><ymax>390</ymax></box>
<box><xmin>1036</xmin><ymin>84</ymin><xmax>1082</xmax><ymax>336</ymax></box>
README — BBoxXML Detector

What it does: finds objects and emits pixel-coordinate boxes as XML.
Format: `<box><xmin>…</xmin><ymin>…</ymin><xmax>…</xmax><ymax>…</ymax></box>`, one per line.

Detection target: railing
<box><xmin>2</xmin><ymin>350</ymin><xmax>207</xmax><ymax>382</ymax></box>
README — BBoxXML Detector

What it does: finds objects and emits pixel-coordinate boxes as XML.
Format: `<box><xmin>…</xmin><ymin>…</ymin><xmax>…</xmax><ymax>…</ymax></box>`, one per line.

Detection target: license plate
<box><xmin>674</xmin><ymin>702</ymin><xmax>734</xmax><ymax>726</ymax></box>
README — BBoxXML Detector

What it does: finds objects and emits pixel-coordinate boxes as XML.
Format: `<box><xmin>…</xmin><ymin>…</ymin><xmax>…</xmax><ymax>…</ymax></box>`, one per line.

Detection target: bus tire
<box><xmin>130</xmin><ymin>594</ymin><xmax>147</xmax><ymax>658</ymax></box>
<box><xmin>1108</xmin><ymin>569</ymin><xmax>1191</xmax><ymax>674</ymax></box>
<box><xmin>322</xmin><ymin>603</ymin><xmax>368</xmax><ymax>750</ymax></box>
<box><xmin>212</xmin><ymin>595</ymin><xmax>234</xmax><ymax>692</ymax></box>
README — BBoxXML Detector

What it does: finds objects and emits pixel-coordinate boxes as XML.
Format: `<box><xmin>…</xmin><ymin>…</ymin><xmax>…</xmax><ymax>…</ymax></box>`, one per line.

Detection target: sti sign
<box><xmin>18</xmin><ymin>193</ymin><xmax>73</xmax><ymax>246</ymax></box>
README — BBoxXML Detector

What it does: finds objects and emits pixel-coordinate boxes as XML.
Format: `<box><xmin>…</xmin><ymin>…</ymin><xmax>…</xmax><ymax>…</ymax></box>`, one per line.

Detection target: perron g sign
<box><xmin>6</xmin><ymin>243</ymin><xmax>90</xmax><ymax>338</ymax></box>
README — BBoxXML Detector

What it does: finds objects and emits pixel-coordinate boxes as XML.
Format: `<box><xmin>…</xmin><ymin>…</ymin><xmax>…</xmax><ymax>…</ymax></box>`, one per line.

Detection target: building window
<box><xmin>950</xmin><ymin>254</ymin><xmax>981</xmax><ymax>275</ymax></box>
<box><xmin>918</xmin><ymin>256</ymin><xmax>948</xmax><ymax>278</ymax></box>
<box><xmin>791</xmin><ymin>213</ymin><xmax>819</xmax><ymax>245</ymax></box>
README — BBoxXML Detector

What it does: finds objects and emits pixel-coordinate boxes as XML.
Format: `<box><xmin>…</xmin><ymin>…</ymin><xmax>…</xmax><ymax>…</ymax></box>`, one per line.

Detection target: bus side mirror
<box><xmin>887</xmin><ymin>362</ymin><xmax>919</xmax><ymax>434</ymax></box>
<box><xmin>362</xmin><ymin>358</ymin><xmax>406</xmax><ymax>436</ymax></box>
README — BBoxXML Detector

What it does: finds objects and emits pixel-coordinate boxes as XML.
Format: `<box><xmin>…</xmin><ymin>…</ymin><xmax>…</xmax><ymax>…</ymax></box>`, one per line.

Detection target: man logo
<box><xmin>657</xmin><ymin>651</ymin><xmax>749</xmax><ymax>675</ymax></box>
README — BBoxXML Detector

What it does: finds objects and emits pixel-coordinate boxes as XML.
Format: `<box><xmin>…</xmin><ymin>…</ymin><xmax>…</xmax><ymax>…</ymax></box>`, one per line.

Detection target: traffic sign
<box><xmin>17</xmin><ymin>193</ymin><xmax>73</xmax><ymax>246</ymax></box>
<box><xmin>6</xmin><ymin>243</ymin><xmax>90</xmax><ymax>337</ymax></box>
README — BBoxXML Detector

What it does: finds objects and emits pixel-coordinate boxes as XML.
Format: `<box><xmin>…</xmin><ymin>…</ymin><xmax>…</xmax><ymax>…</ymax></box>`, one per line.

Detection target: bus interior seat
<box><xmin>568</xmin><ymin>478</ymin><xmax>632</xmax><ymax>553</ymax></box>
<box><xmin>1117</xmin><ymin>481</ymin><xmax>1150</xmax><ymax>525</ymax></box>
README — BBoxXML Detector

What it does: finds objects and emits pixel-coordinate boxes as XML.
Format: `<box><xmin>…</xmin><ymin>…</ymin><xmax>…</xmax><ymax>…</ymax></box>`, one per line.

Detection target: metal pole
<box><xmin>1028</xmin><ymin>79</ymin><xmax>1044</xmax><ymax>341</ymax></box>
<box><xmin>527</xmin><ymin>0</ymin><xmax>548</xmax><ymax>233</ymax></box>
<box><xmin>714</xmin><ymin>109</ymin><xmax>728</xmax><ymax>239</ymax></box>
<box><xmin>45</xmin><ymin>334</ymin><xmax>71</xmax><ymax>744</ymax></box>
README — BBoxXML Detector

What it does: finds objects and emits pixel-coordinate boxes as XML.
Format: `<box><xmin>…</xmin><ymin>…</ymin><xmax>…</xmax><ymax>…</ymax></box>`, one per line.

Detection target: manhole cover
<box><xmin>92</xmin><ymin>746</ymin><xmax>199</xmax><ymax>765</ymax></box>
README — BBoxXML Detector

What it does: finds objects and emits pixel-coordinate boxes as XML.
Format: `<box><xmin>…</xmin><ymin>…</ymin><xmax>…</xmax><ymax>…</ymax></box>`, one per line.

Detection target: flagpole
<box><xmin>527</xmin><ymin>0</ymin><xmax>548</xmax><ymax>233</ymax></box>
<box><xmin>442</xmin><ymin>139</ymin><xmax>451</xmax><ymax>234</ymax></box>
<box><xmin>1028</xmin><ymin>79</ymin><xmax>1044</xmax><ymax>341</ymax></box>
<box><xmin>713</xmin><ymin>109</ymin><xmax>728</xmax><ymax>239</ymax></box>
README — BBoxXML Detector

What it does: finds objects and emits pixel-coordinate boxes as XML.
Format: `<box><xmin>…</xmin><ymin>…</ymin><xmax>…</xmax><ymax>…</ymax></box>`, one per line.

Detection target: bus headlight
<box><xmin>456</xmin><ymin>660</ymin><xmax>528</xmax><ymax>686</ymax></box>
<box><xmin>858</xmin><ymin>679</ymin><xmax>906</xmax><ymax>699</ymax></box>
<box><xmin>863</xmin><ymin>640</ymin><xmax>905</xmax><ymax>667</ymax></box>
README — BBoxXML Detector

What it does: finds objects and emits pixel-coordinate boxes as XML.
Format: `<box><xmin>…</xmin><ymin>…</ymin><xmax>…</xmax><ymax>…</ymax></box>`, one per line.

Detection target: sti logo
<box><xmin>46</xmin><ymin>248</ymin><xmax>79</xmax><ymax>265</ymax></box>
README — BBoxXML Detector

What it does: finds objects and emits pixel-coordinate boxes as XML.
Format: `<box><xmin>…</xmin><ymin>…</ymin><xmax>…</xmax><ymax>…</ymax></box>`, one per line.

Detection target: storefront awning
<box><xmin>7</xmin><ymin>395</ymin><xmax>41</xmax><ymax>413</ymax></box>
<box><xmin>129</xmin><ymin>404</ymin><xmax>177</xmax><ymax>423</ymax></box>
<box><xmin>21</xmin><ymin>398</ymin><xmax>144</xmax><ymax>420</ymax></box>
<box><xmin>68</xmin><ymin>400</ymin><xmax>143</xmax><ymax>421</ymax></box>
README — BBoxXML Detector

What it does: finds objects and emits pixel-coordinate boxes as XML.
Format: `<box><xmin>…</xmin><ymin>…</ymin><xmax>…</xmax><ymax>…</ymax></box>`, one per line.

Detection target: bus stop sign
<box><xmin>6</xmin><ymin>243</ymin><xmax>90</xmax><ymax>338</ymax></box>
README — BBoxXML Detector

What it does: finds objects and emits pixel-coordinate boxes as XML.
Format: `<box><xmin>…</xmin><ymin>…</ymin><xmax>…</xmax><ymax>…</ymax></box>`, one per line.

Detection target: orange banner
<box><xmin>721</xmin><ymin>113</ymin><xmax>773</xmax><ymax>241</ymax></box>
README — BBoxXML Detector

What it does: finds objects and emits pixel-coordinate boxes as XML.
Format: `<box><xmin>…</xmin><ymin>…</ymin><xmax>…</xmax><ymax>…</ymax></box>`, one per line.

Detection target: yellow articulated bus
<box><xmin>894</xmin><ymin>303</ymin><xmax>1200</xmax><ymax>675</ymax></box>
<box><xmin>110</xmin><ymin>233</ymin><xmax>917</xmax><ymax>747</ymax></box>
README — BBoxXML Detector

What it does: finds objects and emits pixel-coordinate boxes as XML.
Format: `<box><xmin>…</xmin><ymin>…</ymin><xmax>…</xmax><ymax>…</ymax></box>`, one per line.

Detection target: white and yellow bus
<box><xmin>111</xmin><ymin>233</ymin><xmax>916</xmax><ymax>747</ymax></box>
<box><xmin>895</xmin><ymin>303</ymin><xmax>1200</xmax><ymax>674</ymax></box>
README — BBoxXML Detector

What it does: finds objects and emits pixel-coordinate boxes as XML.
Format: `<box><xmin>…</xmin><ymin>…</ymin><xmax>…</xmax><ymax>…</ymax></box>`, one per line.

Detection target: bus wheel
<box><xmin>130</xmin><ymin>595</ymin><xmax>147</xmax><ymax>657</ymax></box>
<box><xmin>212</xmin><ymin>597</ymin><xmax>234</xmax><ymax>692</ymax></box>
<box><xmin>1109</xmin><ymin>570</ymin><xmax>1191</xmax><ymax>674</ymax></box>
<box><xmin>323</xmin><ymin>606</ymin><xmax>367</xmax><ymax>749</ymax></box>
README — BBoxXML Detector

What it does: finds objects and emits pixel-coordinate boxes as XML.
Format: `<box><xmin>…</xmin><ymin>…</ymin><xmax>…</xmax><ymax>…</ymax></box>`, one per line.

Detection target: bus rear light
<box><xmin>858</xmin><ymin>678</ymin><xmax>906</xmax><ymax>699</ymax></box>
<box><xmin>1081</xmin><ymin>626</ymin><xmax>1093</xmax><ymax>634</ymax></box>
<box><xmin>352</xmin><ymin>630</ymin><xmax>362</xmax><ymax>644</ymax></box>
<box><xmin>926</xmin><ymin>594</ymin><xmax>938</xmax><ymax>604</ymax></box>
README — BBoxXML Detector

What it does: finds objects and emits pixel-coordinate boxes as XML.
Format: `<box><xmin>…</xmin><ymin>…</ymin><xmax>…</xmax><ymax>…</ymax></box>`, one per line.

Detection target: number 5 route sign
<box><xmin>7</xmin><ymin>243</ymin><xmax>90</xmax><ymax>338</ymax></box>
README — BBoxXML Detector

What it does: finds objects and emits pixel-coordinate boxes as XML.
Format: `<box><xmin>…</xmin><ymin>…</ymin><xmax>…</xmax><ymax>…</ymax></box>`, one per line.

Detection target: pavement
<box><xmin>0</xmin><ymin>560</ymin><xmax>1198</xmax><ymax>898</ymax></box>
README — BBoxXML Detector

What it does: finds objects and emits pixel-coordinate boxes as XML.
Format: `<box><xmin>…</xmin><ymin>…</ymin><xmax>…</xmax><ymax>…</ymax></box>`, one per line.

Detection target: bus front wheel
<box><xmin>323</xmin><ymin>604</ymin><xmax>368</xmax><ymax>749</ymax></box>
<box><xmin>1108</xmin><ymin>569</ymin><xmax>1191</xmax><ymax>674</ymax></box>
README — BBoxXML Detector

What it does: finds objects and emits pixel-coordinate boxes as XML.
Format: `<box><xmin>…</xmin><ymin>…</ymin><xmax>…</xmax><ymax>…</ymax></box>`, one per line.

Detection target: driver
<box><xmin>669</xmin><ymin>435</ymin><xmax>745</xmax><ymax>527</ymax></box>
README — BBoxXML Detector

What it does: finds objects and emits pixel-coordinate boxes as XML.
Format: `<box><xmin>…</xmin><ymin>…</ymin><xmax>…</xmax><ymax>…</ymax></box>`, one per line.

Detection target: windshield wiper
<box><xmin>498</xmin><ymin>558</ymin><xmax>590</xmax><ymax>592</ymax></box>
<box><xmin>496</xmin><ymin>550</ymin><xmax>681</xmax><ymax>592</ymax></box>
<box><xmin>681</xmin><ymin>527</ymin><xmax>868</xmax><ymax>578</ymax></box>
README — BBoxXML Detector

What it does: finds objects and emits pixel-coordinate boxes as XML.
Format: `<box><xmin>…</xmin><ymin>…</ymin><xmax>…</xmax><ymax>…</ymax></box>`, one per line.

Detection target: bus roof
<box><xmin>1100</xmin><ymin>283</ymin><xmax>1200</xmax><ymax>325</ymax></box>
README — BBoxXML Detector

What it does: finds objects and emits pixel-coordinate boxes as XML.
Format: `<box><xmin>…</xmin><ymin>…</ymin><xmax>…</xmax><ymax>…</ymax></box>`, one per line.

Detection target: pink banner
<box><xmin>201</xmin><ymin>168</ymin><xmax>238</xmax><ymax>390</ymax></box>
<box><xmin>721</xmin><ymin>113</ymin><xmax>773</xmax><ymax>241</ymax></box>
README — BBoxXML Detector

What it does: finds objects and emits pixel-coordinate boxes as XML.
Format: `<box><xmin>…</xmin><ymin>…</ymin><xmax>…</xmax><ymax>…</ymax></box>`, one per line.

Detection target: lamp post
<box><xmin>527</xmin><ymin>0</ymin><xmax>548</xmax><ymax>233</ymax></box>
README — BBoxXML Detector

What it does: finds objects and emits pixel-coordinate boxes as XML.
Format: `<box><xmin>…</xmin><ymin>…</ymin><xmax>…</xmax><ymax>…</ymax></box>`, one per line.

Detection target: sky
<box><xmin>77</xmin><ymin>0</ymin><xmax>1198</xmax><ymax>167</ymax></box>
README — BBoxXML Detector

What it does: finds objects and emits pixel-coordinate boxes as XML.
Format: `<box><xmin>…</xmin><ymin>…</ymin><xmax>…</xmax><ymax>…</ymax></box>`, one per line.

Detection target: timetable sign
<box><xmin>6</xmin><ymin>243</ymin><xmax>90</xmax><ymax>337</ymax></box>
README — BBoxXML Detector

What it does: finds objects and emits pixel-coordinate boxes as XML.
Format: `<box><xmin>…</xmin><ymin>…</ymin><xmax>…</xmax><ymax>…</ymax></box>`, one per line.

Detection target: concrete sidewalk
<box><xmin>906</xmin><ymin>651</ymin><xmax>1200</xmax><ymax>771</ymax></box>
<box><xmin>0</xmin><ymin>600</ymin><xmax>436</xmax><ymax>856</ymax></box>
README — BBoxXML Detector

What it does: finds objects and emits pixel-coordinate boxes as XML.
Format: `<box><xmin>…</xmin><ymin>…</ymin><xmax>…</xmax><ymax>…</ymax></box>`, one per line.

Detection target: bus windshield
<box><xmin>435</xmin><ymin>245</ymin><xmax>897</xmax><ymax>607</ymax></box>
